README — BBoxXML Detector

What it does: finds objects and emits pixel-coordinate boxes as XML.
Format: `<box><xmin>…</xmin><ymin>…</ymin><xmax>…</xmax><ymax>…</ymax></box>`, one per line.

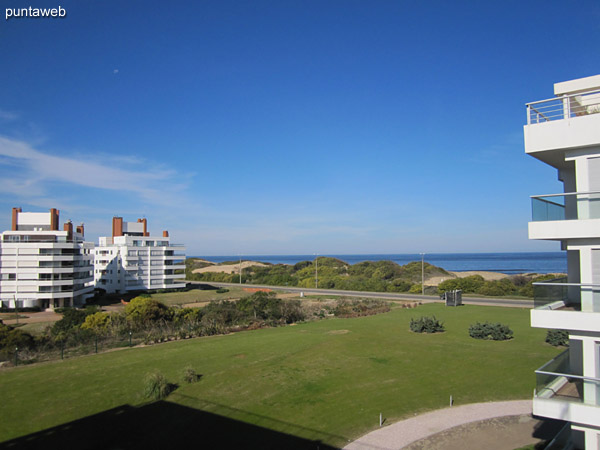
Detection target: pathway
<box><xmin>343</xmin><ymin>400</ymin><xmax>533</xmax><ymax>450</ymax></box>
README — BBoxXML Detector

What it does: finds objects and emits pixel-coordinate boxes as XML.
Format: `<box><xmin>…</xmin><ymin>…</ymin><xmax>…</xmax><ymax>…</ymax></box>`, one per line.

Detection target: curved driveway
<box><xmin>343</xmin><ymin>400</ymin><xmax>532</xmax><ymax>450</ymax></box>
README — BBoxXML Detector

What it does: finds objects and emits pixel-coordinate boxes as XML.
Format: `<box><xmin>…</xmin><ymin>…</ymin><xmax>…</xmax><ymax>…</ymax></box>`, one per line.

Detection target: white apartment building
<box><xmin>94</xmin><ymin>217</ymin><xmax>186</xmax><ymax>294</ymax></box>
<box><xmin>525</xmin><ymin>75</ymin><xmax>600</xmax><ymax>449</ymax></box>
<box><xmin>0</xmin><ymin>208</ymin><xmax>94</xmax><ymax>309</ymax></box>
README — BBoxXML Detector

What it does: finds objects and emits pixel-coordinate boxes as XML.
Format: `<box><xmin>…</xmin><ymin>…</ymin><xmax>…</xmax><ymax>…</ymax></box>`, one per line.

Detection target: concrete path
<box><xmin>343</xmin><ymin>400</ymin><xmax>532</xmax><ymax>450</ymax></box>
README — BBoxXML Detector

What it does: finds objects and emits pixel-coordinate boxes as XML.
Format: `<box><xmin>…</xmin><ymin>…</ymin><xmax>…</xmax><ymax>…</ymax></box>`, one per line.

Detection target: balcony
<box><xmin>531</xmin><ymin>279</ymin><xmax>600</xmax><ymax>332</ymax></box>
<box><xmin>534</xmin><ymin>350</ymin><xmax>600</xmax><ymax>427</ymax></box>
<box><xmin>529</xmin><ymin>192</ymin><xmax>600</xmax><ymax>240</ymax></box>
<box><xmin>524</xmin><ymin>89</ymin><xmax>600</xmax><ymax>161</ymax></box>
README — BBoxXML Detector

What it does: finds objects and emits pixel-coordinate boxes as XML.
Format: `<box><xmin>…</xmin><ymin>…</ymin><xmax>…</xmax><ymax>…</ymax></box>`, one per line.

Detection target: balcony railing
<box><xmin>531</xmin><ymin>191</ymin><xmax>600</xmax><ymax>221</ymax></box>
<box><xmin>533</xmin><ymin>279</ymin><xmax>600</xmax><ymax>311</ymax></box>
<box><xmin>526</xmin><ymin>89</ymin><xmax>600</xmax><ymax>125</ymax></box>
<box><xmin>535</xmin><ymin>349</ymin><xmax>585</xmax><ymax>403</ymax></box>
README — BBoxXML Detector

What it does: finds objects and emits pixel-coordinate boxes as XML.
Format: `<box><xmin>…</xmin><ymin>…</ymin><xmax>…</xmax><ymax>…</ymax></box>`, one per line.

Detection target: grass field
<box><xmin>0</xmin><ymin>303</ymin><xmax>559</xmax><ymax>447</ymax></box>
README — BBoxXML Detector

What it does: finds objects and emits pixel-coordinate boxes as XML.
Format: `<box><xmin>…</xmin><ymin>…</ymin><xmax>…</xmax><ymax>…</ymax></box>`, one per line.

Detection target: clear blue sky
<box><xmin>1</xmin><ymin>0</ymin><xmax>599</xmax><ymax>255</ymax></box>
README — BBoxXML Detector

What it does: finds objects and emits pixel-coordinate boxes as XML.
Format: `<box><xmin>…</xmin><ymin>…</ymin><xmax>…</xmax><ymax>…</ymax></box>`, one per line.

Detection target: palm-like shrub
<box><xmin>410</xmin><ymin>316</ymin><xmax>445</xmax><ymax>333</ymax></box>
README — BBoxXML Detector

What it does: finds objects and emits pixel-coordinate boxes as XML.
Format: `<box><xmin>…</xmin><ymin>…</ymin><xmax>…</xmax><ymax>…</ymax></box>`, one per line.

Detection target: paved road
<box><xmin>186</xmin><ymin>281</ymin><xmax>534</xmax><ymax>308</ymax></box>
<box><xmin>343</xmin><ymin>400</ymin><xmax>533</xmax><ymax>450</ymax></box>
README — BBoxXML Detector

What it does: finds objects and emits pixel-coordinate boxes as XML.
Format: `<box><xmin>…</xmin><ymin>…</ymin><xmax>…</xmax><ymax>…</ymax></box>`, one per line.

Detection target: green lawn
<box><xmin>0</xmin><ymin>304</ymin><xmax>558</xmax><ymax>447</ymax></box>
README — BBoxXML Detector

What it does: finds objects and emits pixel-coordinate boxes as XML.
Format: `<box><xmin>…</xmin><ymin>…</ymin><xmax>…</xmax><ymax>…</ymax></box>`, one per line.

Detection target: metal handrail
<box><xmin>531</xmin><ymin>191</ymin><xmax>600</xmax><ymax>199</ymax></box>
<box><xmin>526</xmin><ymin>89</ymin><xmax>600</xmax><ymax>124</ymax></box>
<box><xmin>536</xmin><ymin>370</ymin><xmax>600</xmax><ymax>383</ymax></box>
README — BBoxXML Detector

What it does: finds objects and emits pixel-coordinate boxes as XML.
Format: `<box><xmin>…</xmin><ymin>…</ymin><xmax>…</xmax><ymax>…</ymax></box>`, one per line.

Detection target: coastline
<box><xmin>190</xmin><ymin>252</ymin><xmax>567</xmax><ymax>275</ymax></box>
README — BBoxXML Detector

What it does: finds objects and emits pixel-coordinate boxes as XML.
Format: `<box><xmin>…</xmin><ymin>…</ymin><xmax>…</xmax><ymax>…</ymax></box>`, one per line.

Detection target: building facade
<box><xmin>94</xmin><ymin>217</ymin><xmax>186</xmax><ymax>294</ymax></box>
<box><xmin>0</xmin><ymin>208</ymin><xmax>94</xmax><ymax>309</ymax></box>
<box><xmin>525</xmin><ymin>75</ymin><xmax>600</xmax><ymax>449</ymax></box>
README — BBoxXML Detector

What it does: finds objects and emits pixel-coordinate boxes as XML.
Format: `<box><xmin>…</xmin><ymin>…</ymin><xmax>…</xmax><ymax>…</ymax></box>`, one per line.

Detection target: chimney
<box><xmin>76</xmin><ymin>223</ymin><xmax>85</xmax><ymax>237</ymax></box>
<box><xmin>162</xmin><ymin>230</ymin><xmax>169</xmax><ymax>237</ymax></box>
<box><xmin>112</xmin><ymin>217</ymin><xmax>123</xmax><ymax>238</ymax></box>
<box><xmin>137</xmin><ymin>218</ymin><xmax>149</xmax><ymax>237</ymax></box>
<box><xmin>64</xmin><ymin>220</ymin><xmax>73</xmax><ymax>241</ymax></box>
<box><xmin>11</xmin><ymin>207</ymin><xmax>21</xmax><ymax>231</ymax></box>
<box><xmin>50</xmin><ymin>208</ymin><xmax>59</xmax><ymax>231</ymax></box>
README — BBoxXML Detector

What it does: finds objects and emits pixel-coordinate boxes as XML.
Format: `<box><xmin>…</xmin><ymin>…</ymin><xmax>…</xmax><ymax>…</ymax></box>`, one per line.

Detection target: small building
<box><xmin>0</xmin><ymin>207</ymin><xmax>94</xmax><ymax>309</ymax></box>
<box><xmin>94</xmin><ymin>217</ymin><xmax>186</xmax><ymax>294</ymax></box>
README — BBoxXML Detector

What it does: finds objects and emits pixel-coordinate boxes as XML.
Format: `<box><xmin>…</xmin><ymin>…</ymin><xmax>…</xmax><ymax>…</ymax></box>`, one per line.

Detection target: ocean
<box><xmin>194</xmin><ymin>252</ymin><xmax>567</xmax><ymax>275</ymax></box>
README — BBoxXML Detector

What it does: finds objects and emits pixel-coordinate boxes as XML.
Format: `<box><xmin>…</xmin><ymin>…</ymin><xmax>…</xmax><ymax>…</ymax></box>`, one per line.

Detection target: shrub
<box><xmin>183</xmin><ymin>366</ymin><xmax>201</xmax><ymax>383</ymax></box>
<box><xmin>469</xmin><ymin>322</ymin><xmax>513</xmax><ymax>341</ymax></box>
<box><xmin>408</xmin><ymin>283</ymin><xmax>422</xmax><ymax>294</ymax></box>
<box><xmin>546</xmin><ymin>329</ymin><xmax>569</xmax><ymax>347</ymax></box>
<box><xmin>216</xmin><ymin>288</ymin><xmax>229</xmax><ymax>294</ymax></box>
<box><xmin>125</xmin><ymin>297</ymin><xmax>172</xmax><ymax>328</ymax></box>
<box><xmin>438</xmin><ymin>275</ymin><xmax>485</xmax><ymax>294</ymax></box>
<box><xmin>80</xmin><ymin>312</ymin><xmax>111</xmax><ymax>333</ymax></box>
<box><xmin>409</xmin><ymin>316</ymin><xmax>445</xmax><ymax>333</ymax></box>
<box><xmin>143</xmin><ymin>371</ymin><xmax>176</xmax><ymax>400</ymax></box>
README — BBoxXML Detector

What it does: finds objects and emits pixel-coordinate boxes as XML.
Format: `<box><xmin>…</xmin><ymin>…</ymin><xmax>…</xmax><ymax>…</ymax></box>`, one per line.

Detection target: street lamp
<box><xmin>314</xmin><ymin>253</ymin><xmax>318</xmax><ymax>289</ymax></box>
<box><xmin>420</xmin><ymin>253</ymin><xmax>425</xmax><ymax>296</ymax></box>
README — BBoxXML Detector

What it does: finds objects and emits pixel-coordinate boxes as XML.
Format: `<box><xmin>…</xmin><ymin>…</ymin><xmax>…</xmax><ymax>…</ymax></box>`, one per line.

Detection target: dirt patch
<box><xmin>234</xmin><ymin>354</ymin><xmax>246</xmax><ymax>359</ymax></box>
<box><xmin>328</xmin><ymin>329</ymin><xmax>350</xmax><ymax>335</ymax></box>
<box><xmin>193</xmin><ymin>261</ymin><xmax>269</xmax><ymax>274</ymax></box>
<box><xmin>403</xmin><ymin>415</ymin><xmax>553</xmax><ymax>450</ymax></box>
<box><xmin>3</xmin><ymin>310</ymin><xmax>61</xmax><ymax>326</ymax></box>
<box><xmin>425</xmin><ymin>270</ymin><xmax>508</xmax><ymax>287</ymax></box>
<box><xmin>183</xmin><ymin>302</ymin><xmax>211</xmax><ymax>308</ymax></box>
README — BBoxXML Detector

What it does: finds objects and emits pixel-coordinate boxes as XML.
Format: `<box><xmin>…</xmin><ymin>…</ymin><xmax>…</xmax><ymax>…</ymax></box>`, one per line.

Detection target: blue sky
<box><xmin>1</xmin><ymin>0</ymin><xmax>599</xmax><ymax>255</ymax></box>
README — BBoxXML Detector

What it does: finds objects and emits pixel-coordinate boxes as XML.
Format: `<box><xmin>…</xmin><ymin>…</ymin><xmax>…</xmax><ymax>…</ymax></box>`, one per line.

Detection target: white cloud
<box><xmin>0</xmin><ymin>135</ymin><xmax>193</xmax><ymax>207</ymax></box>
<box><xmin>0</xmin><ymin>109</ymin><xmax>19</xmax><ymax>121</ymax></box>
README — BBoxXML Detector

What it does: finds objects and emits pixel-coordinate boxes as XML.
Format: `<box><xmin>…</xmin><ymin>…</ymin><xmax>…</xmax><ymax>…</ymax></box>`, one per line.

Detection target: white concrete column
<box><xmin>582</xmin><ymin>339</ymin><xmax>599</xmax><ymax>405</ymax></box>
<box><xmin>584</xmin><ymin>428</ymin><xmax>600</xmax><ymax>450</ymax></box>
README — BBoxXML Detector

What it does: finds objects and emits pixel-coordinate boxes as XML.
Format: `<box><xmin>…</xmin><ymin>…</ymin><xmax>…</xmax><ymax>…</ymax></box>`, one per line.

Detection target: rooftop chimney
<box><xmin>137</xmin><ymin>218</ymin><xmax>149</xmax><ymax>236</ymax></box>
<box><xmin>64</xmin><ymin>220</ymin><xmax>73</xmax><ymax>241</ymax></box>
<box><xmin>50</xmin><ymin>208</ymin><xmax>59</xmax><ymax>231</ymax></box>
<box><xmin>112</xmin><ymin>216</ymin><xmax>123</xmax><ymax>238</ymax></box>
<box><xmin>11</xmin><ymin>207</ymin><xmax>22</xmax><ymax>231</ymax></box>
<box><xmin>163</xmin><ymin>230</ymin><xmax>169</xmax><ymax>237</ymax></box>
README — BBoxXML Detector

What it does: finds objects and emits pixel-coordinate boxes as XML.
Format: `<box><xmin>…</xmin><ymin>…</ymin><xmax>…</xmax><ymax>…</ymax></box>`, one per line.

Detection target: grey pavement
<box><xmin>343</xmin><ymin>400</ymin><xmax>532</xmax><ymax>450</ymax></box>
<box><xmin>188</xmin><ymin>281</ymin><xmax>534</xmax><ymax>308</ymax></box>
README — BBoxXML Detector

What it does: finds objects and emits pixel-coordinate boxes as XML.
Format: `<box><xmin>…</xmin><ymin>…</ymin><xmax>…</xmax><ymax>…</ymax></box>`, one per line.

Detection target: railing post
<box><xmin>562</xmin><ymin>95</ymin><xmax>569</xmax><ymax>120</ymax></box>
<box><xmin>526</xmin><ymin>104</ymin><xmax>531</xmax><ymax>125</ymax></box>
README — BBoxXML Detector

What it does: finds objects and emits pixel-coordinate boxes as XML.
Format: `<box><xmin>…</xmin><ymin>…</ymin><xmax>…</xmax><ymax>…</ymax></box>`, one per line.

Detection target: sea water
<box><xmin>195</xmin><ymin>252</ymin><xmax>566</xmax><ymax>275</ymax></box>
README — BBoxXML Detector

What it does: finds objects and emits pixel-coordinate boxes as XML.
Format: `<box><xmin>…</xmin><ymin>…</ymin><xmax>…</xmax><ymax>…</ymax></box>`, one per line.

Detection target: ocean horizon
<box><xmin>192</xmin><ymin>252</ymin><xmax>566</xmax><ymax>275</ymax></box>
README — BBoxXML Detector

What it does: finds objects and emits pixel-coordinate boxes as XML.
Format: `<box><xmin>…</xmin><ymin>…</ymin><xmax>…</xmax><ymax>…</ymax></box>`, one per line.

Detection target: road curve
<box><xmin>343</xmin><ymin>400</ymin><xmax>532</xmax><ymax>450</ymax></box>
<box><xmin>186</xmin><ymin>281</ymin><xmax>534</xmax><ymax>308</ymax></box>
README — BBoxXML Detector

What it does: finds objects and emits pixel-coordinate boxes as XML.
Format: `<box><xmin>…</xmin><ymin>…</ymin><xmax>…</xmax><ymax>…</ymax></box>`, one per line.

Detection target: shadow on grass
<box><xmin>1</xmin><ymin>398</ymin><xmax>344</xmax><ymax>450</ymax></box>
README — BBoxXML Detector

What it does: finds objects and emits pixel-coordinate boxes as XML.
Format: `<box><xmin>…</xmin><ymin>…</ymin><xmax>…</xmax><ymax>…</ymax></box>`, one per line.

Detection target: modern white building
<box><xmin>94</xmin><ymin>217</ymin><xmax>186</xmax><ymax>294</ymax></box>
<box><xmin>525</xmin><ymin>74</ymin><xmax>600</xmax><ymax>449</ymax></box>
<box><xmin>0</xmin><ymin>208</ymin><xmax>94</xmax><ymax>309</ymax></box>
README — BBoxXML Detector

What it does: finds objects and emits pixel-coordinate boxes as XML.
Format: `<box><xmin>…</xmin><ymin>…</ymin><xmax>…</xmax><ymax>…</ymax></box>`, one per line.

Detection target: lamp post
<box><xmin>314</xmin><ymin>254</ymin><xmax>318</xmax><ymax>289</ymax></box>
<box><xmin>239</xmin><ymin>254</ymin><xmax>242</xmax><ymax>284</ymax></box>
<box><xmin>129</xmin><ymin>331</ymin><xmax>132</xmax><ymax>347</ymax></box>
<box><xmin>420</xmin><ymin>253</ymin><xmax>425</xmax><ymax>296</ymax></box>
<box><xmin>14</xmin><ymin>347</ymin><xmax>18</xmax><ymax>366</ymax></box>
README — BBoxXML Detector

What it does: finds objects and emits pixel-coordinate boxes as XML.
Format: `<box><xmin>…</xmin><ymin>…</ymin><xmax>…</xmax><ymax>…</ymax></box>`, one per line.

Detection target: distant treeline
<box><xmin>186</xmin><ymin>257</ymin><xmax>558</xmax><ymax>297</ymax></box>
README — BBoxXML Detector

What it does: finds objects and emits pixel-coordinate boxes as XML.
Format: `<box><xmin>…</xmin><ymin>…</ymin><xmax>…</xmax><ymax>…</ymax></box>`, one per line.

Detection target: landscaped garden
<box><xmin>0</xmin><ymin>303</ymin><xmax>560</xmax><ymax>448</ymax></box>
